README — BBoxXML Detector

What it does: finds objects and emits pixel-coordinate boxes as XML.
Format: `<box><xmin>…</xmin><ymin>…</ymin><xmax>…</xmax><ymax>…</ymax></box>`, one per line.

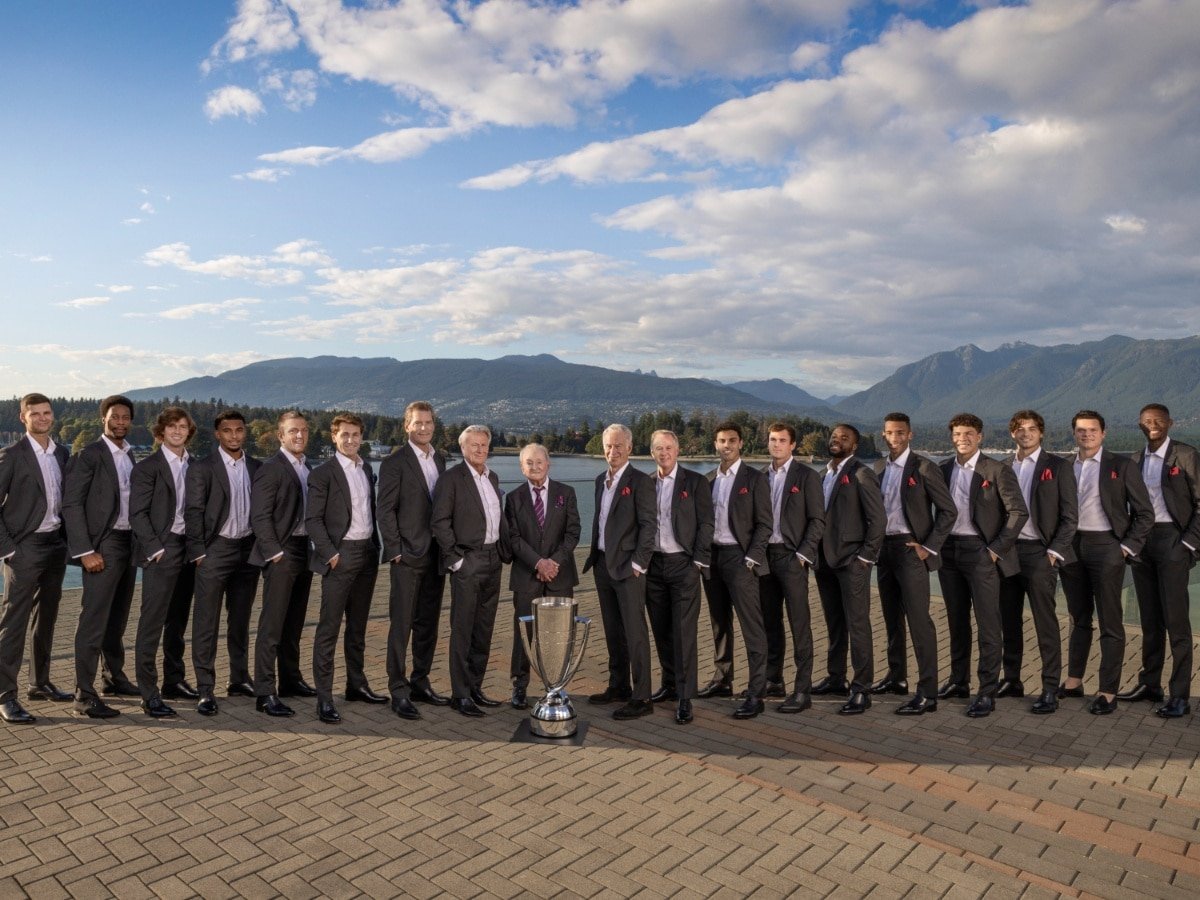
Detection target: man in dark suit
<box><xmin>432</xmin><ymin>424</ymin><xmax>512</xmax><ymax>717</ymax></box>
<box><xmin>999</xmin><ymin>410</ymin><xmax>1077</xmax><ymax>714</ymax></box>
<box><xmin>871</xmin><ymin>413</ymin><xmax>956</xmax><ymax>715</ymax></box>
<box><xmin>937</xmin><ymin>413</ymin><xmax>1028</xmax><ymax>718</ymax></box>
<box><xmin>306</xmin><ymin>413</ymin><xmax>385</xmax><ymax>724</ymax></box>
<box><xmin>0</xmin><ymin>393</ymin><xmax>71</xmax><ymax>725</ymax></box>
<box><xmin>1059</xmin><ymin>410</ymin><xmax>1153</xmax><ymax>714</ymax></box>
<box><xmin>504</xmin><ymin>443</ymin><xmax>580</xmax><ymax>710</ymax></box>
<box><xmin>698</xmin><ymin>421</ymin><xmax>772</xmax><ymax>720</ymax></box>
<box><xmin>249</xmin><ymin>411</ymin><xmax>316</xmax><ymax>718</ymax></box>
<box><xmin>813</xmin><ymin>424</ymin><xmax>886</xmax><ymax>716</ymax></box>
<box><xmin>186</xmin><ymin>410</ymin><xmax>261</xmax><ymax>716</ymax></box>
<box><xmin>1118</xmin><ymin>403</ymin><xmax>1198</xmax><ymax>718</ymax></box>
<box><xmin>644</xmin><ymin>429</ymin><xmax>713</xmax><ymax>725</ymax></box>
<box><xmin>583</xmin><ymin>424</ymin><xmax>656</xmax><ymax>720</ymax></box>
<box><xmin>64</xmin><ymin>395</ymin><xmax>139</xmax><ymax>718</ymax></box>
<box><xmin>129</xmin><ymin>407</ymin><xmax>197</xmax><ymax>718</ymax></box>
<box><xmin>377</xmin><ymin>401</ymin><xmax>450</xmax><ymax>721</ymax></box>
<box><xmin>759</xmin><ymin>423</ymin><xmax>824</xmax><ymax>715</ymax></box>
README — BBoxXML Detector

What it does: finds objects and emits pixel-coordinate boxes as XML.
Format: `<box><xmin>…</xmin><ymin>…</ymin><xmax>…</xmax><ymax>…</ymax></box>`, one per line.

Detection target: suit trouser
<box><xmin>134</xmin><ymin>533</ymin><xmax>195</xmax><ymax>701</ymax></box>
<box><xmin>1130</xmin><ymin>523</ymin><xmax>1194</xmax><ymax>699</ymax></box>
<box><xmin>74</xmin><ymin>530</ymin><xmax>136</xmax><ymax>701</ymax></box>
<box><xmin>386</xmin><ymin>550</ymin><xmax>445</xmax><ymax>698</ymax></box>
<box><xmin>312</xmin><ymin>539</ymin><xmax>378</xmax><ymax>705</ymax></box>
<box><xmin>1061</xmin><ymin>531</ymin><xmax>1127</xmax><ymax>695</ymax></box>
<box><xmin>0</xmin><ymin>532</ymin><xmax>67</xmax><ymax>702</ymax></box>
<box><xmin>761</xmin><ymin>545</ymin><xmax>814</xmax><ymax>695</ymax></box>
<box><xmin>815</xmin><ymin>557</ymin><xmax>874</xmax><ymax>693</ymax></box>
<box><xmin>876</xmin><ymin>535</ymin><xmax>938</xmax><ymax>695</ymax></box>
<box><xmin>999</xmin><ymin>540</ymin><xmax>1062</xmax><ymax>692</ymax></box>
<box><xmin>448</xmin><ymin>545</ymin><xmax>502</xmax><ymax>699</ymax></box>
<box><xmin>703</xmin><ymin>545</ymin><xmax>767</xmax><ymax>698</ymax></box>
<box><xmin>645</xmin><ymin>552</ymin><xmax>700</xmax><ymax>699</ymax></box>
<box><xmin>593</xmin><ymin>550</ymin><xmax>652</xmax><ymax>700</ymax></box>
<box><xmin>192</xmin><ymin>535</ymin><xmax>259</xmax><ymax>690</ymax></box>
<box><xmin>253</xmin><ymin>535</ymin><xmax>313</xmax><ymax>697</ymax></box>
<box><xmin>937</xmin><ymin>536</ymin><xmax>1002</xmax><ymax>697</ymax></box>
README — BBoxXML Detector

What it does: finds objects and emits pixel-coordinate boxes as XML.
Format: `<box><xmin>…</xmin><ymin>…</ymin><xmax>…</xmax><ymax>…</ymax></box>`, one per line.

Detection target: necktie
<box><xmin>533</xmin><ymin>486</ymin><xmax>545</xmax><ymax>528</ymax></box>
<box><xmin>606</xmin><ymin>473</ymin><xmax>614</xmax><ymax>491</ymax></box>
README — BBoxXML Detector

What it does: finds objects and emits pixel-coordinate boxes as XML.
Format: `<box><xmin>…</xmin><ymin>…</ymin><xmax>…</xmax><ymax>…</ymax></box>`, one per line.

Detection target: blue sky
<box><xmin>2</xmin><ymin>0</ymin><xmax>1197</xmax><ymax>400</ymax></box>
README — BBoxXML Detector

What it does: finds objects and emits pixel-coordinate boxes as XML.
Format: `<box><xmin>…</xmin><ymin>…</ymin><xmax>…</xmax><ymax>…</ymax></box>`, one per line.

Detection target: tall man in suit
<box><xmin>307</xmin><ymin>413</ymin><xmax>385</xmax><ymax>724</ymax></box>
<box><xmin>377</xmin><ymin>401</ymin><xmax>450</xmax><ymax>721</ymax></box>
<box><xmin>645</xmin><ymin>429</ymin><xmax>713</xmax><ymax>725</ymax></box>
<box><xmin>698</xmin><ymin>421</ymin><xmax>772</xmax><ymax>720</ymax></box>
<box><xmin>1118</xmin><ymin>403</ymin><xmax>1199</xmax><ymax>718</ymax></box>
<box><xmin>583</xmin><ymin>424</ymin><xmax>656</xmax><ymax>720</ymax></box>
<box><xmin>187</xmin><ymin>410</ymin><xmax>261</xmax><ymax>716</ymax></box>
<box><xmin>813</xmin><ymin>424</ymin><xmax>886</xmax><ymax>715</ymax></box>
<box><xmin>937</xmin><ymin>413</ymin><xmax>1028</xmax><ymax>718</ymax></box>
<box><xmin>1059</xmin><ymin>410</ymin><xmax>1153</xmax><ymax>714</ymax></box>
<box><xmin>872</xmin><ymin>414</ymin><xmax>956</xmax><ymax>715</ymax></box>
<box><xmin>64</xmin><ymin>395</ymin><xmax>139</xmax><ymax>718</ymax></box>
<box><xmin>249</xmin><ymin>411</ymin><xmax>316</xmax><ymax>718</ymax></box>
<box><xmin>129</xmin><ymin>407</ymin><xmax>197</xmax><ymax>718</ymax></box>
<box><xmin>999</xmin><ymin>410</ymin><xmax>1077</xmax><ymax>715</ymax></box>
<box><xmin>432</xmin><ymin>425</ymin><xmax>512</xmax><ymax>718</ymax></box>
<box><xmin>0</xmin><ymin>393</ymin><xmax>71</xmax><ymax>725</ymax></box>
<box><xmin>759</xmin><ymin>423</ymin><xmax>824</xmax><ymax>715</ymax></box>
<box><xmin>504</xmin><ymin>443</ymin><xmax>580</xmax><ymax>710</ymax></box>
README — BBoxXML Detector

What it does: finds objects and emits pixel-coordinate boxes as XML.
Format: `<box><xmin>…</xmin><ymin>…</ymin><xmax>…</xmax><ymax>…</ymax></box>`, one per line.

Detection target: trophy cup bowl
<box><xmin>518</xmin><ymin>596</ymin><xmax>591</xmax><ymax>738</ymax></box>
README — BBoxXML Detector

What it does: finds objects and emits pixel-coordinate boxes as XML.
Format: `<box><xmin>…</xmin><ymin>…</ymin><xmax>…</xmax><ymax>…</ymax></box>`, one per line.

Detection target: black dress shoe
<box><xmin>196</xmin><ymin>691</ymin><xmax>218</xmax><ymax>717</ymax></box>
<box><xmin>996</xmin><ymin>679</ymin><xmax>1025</xmax><ymax>699</ymax></box>
<box><xmin>161</xmin><ymin>681</ymin><xmax>200</xmax><ymax>700</ymax></box>
<box><xmin>510</xmin><ymin>688</ymin><xmax>528</xmax><ymax>710</ymax></box>
<box><xmin>74</xmin><ymin>698</ymin><xmax>120</xmax><ymax>719</ymax></box>
<box><xmin>1115</xmin><ymin>683</ymin><xmax>1164</xmax><ymax>703</ymax></box>
<box><xmin>936</xmin><ymin>681</ymin><xmax>970</xmax><ymax>699</ymax></box>
<box><xmin>696</xmin><ymin>681</ymin><xmax>733</xmax><ymax>699</ymax></box>
<box><xmin>141</xmin><ymin>697</ymin><xmax>177</xmax><ymax>718</ymax></box>
<box><xmin>650</xmin><ymin>685</ymin><xmax>678</xmax><ymax>703</ymax></box>
<box><xmin>1088</xmin><ymin>695</ymin><xmax>1117</xmax><ymax>715</ymax></box>
<box><xmin>868</xmin><ymin>677</ymin><xmax>909</xmax><ymax>696</ymax></box>
<box><xmin>1030</xmin><ymin>691</ymin><xmax>1059</xmax><ymax>715</ymax></box>
<box><xmin>318</xmin><ymin>701</ymin><xmax>342</xmax><ymax>723</ymax></box>
<box><xmin>1056</xmin><ymin>683</ymin><xmax>1085</xmax><ymax>699</ymax></box>
<box><xmin>450</xmin><ymin>697</ymin><xmax>485</xmax><ymax>717</ymax></box>
<box><xmin>345</xmin><ymin>685</ymin><xmax>388</xmax><ymax>704</ymax></box>
<box><xmin>895</xmin><ymin>693</ymin><xmax>937</xmax><ymax>716</ymax></box>
<box><xmin>588</xmin><ymin>687</ymin><xmax>632</xmax><ymax>704</ymax></box>
<box><xmin>470</xmin><ymin>690</ymin><xmax>502</xmax><ymax>708</ymax></box>
<box><xmin>409</xmin><ymin>684</ymin><xmax>450</xmax><ymax>706</ymax></box>
<box><xmin>256</xmin><ymin>695</ymin><xmax>295</xmax><ymax>717</ymax></box>
<box><xmin>1</xmin><ymin>699</ymin><xmax>36</xmax><ymax>724</ymax></box>
<box><xmin>674</xmin><ymin>699</ymin><xmax>693</xmax><ymax>724</ymax></box>
<box><xmin>811</xmin><ymin>676</ymin><xmax>850</xmax><ymax>696</ymax></box>
<box><xmin>390</xmin><ymin>697</ymin><xmax>422</xmax><ymax>720</ymax></box>
<box><xmin>279</xmin><ymin>680</ymin><xmax>318</xmax><ymax>699</ymax></box>
<box><xmin>226</xmin><ymin>681</ymin><xmax>255</xmax><ymax>698</ymax></box>
<box><xmin>101</xmin><ymin>679</ymin><xmax>139</xmax><ymax>697</ymax></box>
<box><xmin>838</xmin><ymin>692</ymin><xmax>871</xmax><ymax>715</ymax></box>
<box><xmin>613</xmin><ymin>699</ymin><xmax>654</xmax><ymax>720</ymax></box>
<box><xmin>732</xmin><ymin>696</ymin><xmax>764</xmax><ymax>719</ymax></box>
<box><xmin>27</xmin><ymin>681</ymin><xmax>72</xmax><ymax>702</ymax></box>
<box><xmin>763</xmin><ymin>681</ymin><xmax>787</xmax><ymax>699</ymax></box>
<box><xmin>1155</xmin><ymin>697</ymin><xmax>1190</xmax><ymax>719</ymax></box>
<box><xmin>778</xmin><ymin>692</ymin><xmax>812</xmax><ymax>714</ymax></box>
<box><xmin>965</xmin><ymin>695</ymin><xmax>995</xmax><ymax>718</ymax></box>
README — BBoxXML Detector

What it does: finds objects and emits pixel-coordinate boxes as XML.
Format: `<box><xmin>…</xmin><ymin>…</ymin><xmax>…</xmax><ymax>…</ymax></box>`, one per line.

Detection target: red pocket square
<box><xmin>738</xmin><ymin>486</ymin><xmax>749</xmax><ymax>495</ymax></box>
<box><xmin>621</xmin><ymin>486</ymin><xmax>631</xmax><ymax>496</ymax></box>
<box><xmin>790</xmin><ymin>485</ymin><xmax>800</xmax><ymax>494</ymax></box>
<box><xmin>907</xmin><ymin>476</ymin><xmax>917</xmax><ymax>487</ymax></box>
<box><xmin>680</xmin><ymin>490</ymin><xmax>688</xmax><ymax>499</ymax></box>
<box><xmin>1169</xmin><ymin>465</ymin><xmax>1181</xmax><ymax>476</ymax></box>
<box><xmin>1040</xmin><ymin>469</ymin><xmax>1053</xmax><ymax>481</ymax></box>
<box><xmin>980</xmin><ymin>479</ymin><xmax>990</xmax><ymax>489</ymax></box>
<box><xmin>1110</xmin><ymin>470</ymin><xmax>1119</xmax><ymax>480</ymax></box>
<box><xmin>840</xmin><ymin>474</ymin><xmax>850</xmax><ymax>486</ymax></box>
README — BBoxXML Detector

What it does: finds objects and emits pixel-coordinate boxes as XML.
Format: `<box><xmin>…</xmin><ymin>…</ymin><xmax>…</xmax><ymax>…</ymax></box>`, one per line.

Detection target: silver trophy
<box><xmin>518</xmin><ymin>597</ymin><xmax>591</xmax><ymax>738</ymax></box>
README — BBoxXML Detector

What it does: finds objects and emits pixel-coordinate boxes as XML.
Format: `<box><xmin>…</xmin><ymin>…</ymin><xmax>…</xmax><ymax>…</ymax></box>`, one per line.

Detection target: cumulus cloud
<box><xmin>260</xmin><ymin>68</ymin><xmax>318</xmax><ymax>110</ymax></box>
<box><xmin>9</xmin><ymin>344</ymin><xmax>273</xmax><ymax>393</ymax></box>
<box><xmin>57</xmin><ymin>296</ymin><xmax>110</xmax><ymax>309</ymax></box>
<box><xmin>152</xmin><ymin>298</ymin><xmax>262</xmax><ymax>320</ymax></box>
<box><xmin>272</xmin><ymin>239</ymin><xmax>332</xmax><ymax>267</ymax></box>
<box><xmin>234</xmin><ymin>167</ymin><xmax>290</xmax><ymax>182</ymax></box>
<box><xmin>205</xmin><ymin>85</ymin><xmax>266</xmax><ymax>121</ymax></box>
<box><xmin>105</xmin><ymin>284</ymin><xmax>134</xmax><ymax>293</ymax></box>
<box><xmin>143</xmin><ymin>241</ymin><xmax>304</xmax><ymax>285</ymax></box>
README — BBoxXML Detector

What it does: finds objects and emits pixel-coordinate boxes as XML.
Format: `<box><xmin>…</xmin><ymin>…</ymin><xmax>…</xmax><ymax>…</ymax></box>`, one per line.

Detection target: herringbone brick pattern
<box><xmin>1</xmin><ymin>550</ymin><xmax>1197</xmax><ymax>898</ymax></box>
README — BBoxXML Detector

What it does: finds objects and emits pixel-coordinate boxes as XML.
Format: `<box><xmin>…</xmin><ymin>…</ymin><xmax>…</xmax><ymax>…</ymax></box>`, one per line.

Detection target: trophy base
<box><xmin>510</xmin><ymin>719</ymin><xmax>589</xmax><ymax>746</ymax></box>
<box><xmin>529</xmin><ymin>714</ymin><xmax>577</xmax><ymax>739</ymax></box>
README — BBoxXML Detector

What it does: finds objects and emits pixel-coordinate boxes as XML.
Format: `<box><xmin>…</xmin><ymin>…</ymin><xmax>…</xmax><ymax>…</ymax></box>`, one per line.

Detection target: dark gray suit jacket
<box><xmin>1131</xmin><ymin>439</ymin><xmax>1200</xmax><ymax>553</ymax></box>
<box><xmin>763</xmin><ymin>459</ymin><xmax>825</xmax><ymax>565</ymax></box>
<box><xmin>872</xmin><ymin>452</ymin><xmax>956</xmax><ymax>572</ymax></box>
<box><xmin>820</xmin><ymin>456</ymin><xmax>886</xmax><ymax>569</ymax></box>
<box><xmin>1087</xmin><ymin>449</ymin><xmax>1154</xmax><ymax>556</ymax></box>
<box><xmin>1004</xmin><ymin>450</ymin><xmax>1078</xmax><ymax>564</ymax></box>
<box><xmin>377</xmin><ymin>443</ymin><xmax>446</xmax><ymax>565</ymax></box>
<box><xmin>63</xmin><ymin>438</ymin><xmax>136</xmax><ymax>560</ymax></box>
<box><xmin>305</xmin><ymin>455</ymin><xmax>380</xmax><ymax>575</ymax></box>
<box><xmin>705</xmin><ymin>461</ymin><xmax>772</xmax><ymax>573</ymax></box>
<box><xmin>249</xmin><ymin>450</ymin><xmax>309</xmax><ymax>567</ymax></box>
<box><xmin>504</xmin><ymin>479</ymin><xmax>580</xmax><ymax>597</ymax></box>
<box><xmin>431</xmin><ymin>461</ymin><xmax>512</xmax><ymax>572</ymax></box>
<box><xmin>129</xmin><ymin>449</ymin><xmax>187</xmax><ymax>565</ymax></box>
<box><xmin>185</xmin><ymin>451</ymin><xmax>261</xmax><ymax>562</ymax></box>
<box><xmin>0</xmin><ymin>436</ymin><xmax>69</xmax><ymax>558</ymax></box>
<box><xmin>582</xmin><ymin>465</ymin><xmax>656</xmax><ymax>580</ymax></box>
<box><xmin>662</xmin><ymin>466</ymin><xmax>715</xmax><ymax>565</ymax></box>
<box><xmin>939</xmin><ymin>453</ymin><xmax>1028</xmax><ymax>577</ymax></box>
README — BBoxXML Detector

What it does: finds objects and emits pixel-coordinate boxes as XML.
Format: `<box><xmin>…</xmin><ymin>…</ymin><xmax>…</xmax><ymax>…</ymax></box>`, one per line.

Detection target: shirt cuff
<box><xmin>1047</xmin><ymin>549</ymin><xmax>1064</xmax><ymax>562</ymax></box>
<box><xmin>268</xmin><ymin>551</ymin><xmax>284</xmax><ymax>563</ymax></box>
<box><xmin>632</xmin><ymin>562</ymin><xmax>646</xmax><ymax>575</ymax></box>
<box><xmin>450</xmin><ymin>557</ymin><xmax>464</xmax><ymax>572</ymax></box>
<box><xmin>1183</xmin><ymin>541</ymin><xmax>1196</xmax><ymax>552</ymax></box>
<box><xmin>796</xmin><ymin>553</ymin><xmax>813</xmax><ymax>566</ymax></box>
<box><xmin>694</xmin><ymin>561</ymin><xmax>709</xmax><ymax>569</ymax></box>
<box><xmin>1120</xmin><ymin>544</ymin><xmax>1134</xmax><ymax>557</ymax></box>
<box><xmin>1</xmin><ymin>551</ymin><xmax>14</xmax><ymax>562</ymax></box>
<box><xmin>391</xmin><ymin>555</ymin><xmax>402</xmax><ymax>563</ymax></box>
<box><xmin>856</xmin><ymin>556</ymin><xmax>873</xmax><ymax>566</ymax></box>
<box><xmin>73</xmin><ymin>550</ymin><xmax>95</xmax><ymax>559</ymax></box>
<box><xmin>149</xmin><ymin>549</ymin><xmax>165</xmax><ymax>563</ymax></box>
<box><xmin>920</xmin><ymin>545</ymin><xmax>937</xmax><ymax>557</ymax></box>
<box><xmin>191</xmin><ymin>554</ymin><xmax>206</xmax><ymax>563</ymax></box>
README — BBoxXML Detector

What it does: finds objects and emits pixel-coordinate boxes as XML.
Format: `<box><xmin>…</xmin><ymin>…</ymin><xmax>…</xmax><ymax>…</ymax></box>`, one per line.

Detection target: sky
<box><xmin>2</xmin><ymin>0</ymin><xmax>1198</xmax><ymax>401</ymax></box>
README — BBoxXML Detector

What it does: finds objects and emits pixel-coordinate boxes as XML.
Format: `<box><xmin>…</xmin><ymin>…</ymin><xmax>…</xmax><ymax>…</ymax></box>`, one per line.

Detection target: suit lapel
<box><xmin>16</xmin><ymin>439</ymin><xmax>47</xmax><ymax>501</ymax></box>
<box><xmin>330</xmin><ymin>457</ymin><xmax>354</xmax><ymax>519</ymax></box>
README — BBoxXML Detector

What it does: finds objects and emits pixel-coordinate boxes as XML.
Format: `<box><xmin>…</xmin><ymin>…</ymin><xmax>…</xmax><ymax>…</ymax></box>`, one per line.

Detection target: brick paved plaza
<box><xmin>2</xmin><ymin>551</ymin><xmax>1198</xmax><ymax>899</ymax></box>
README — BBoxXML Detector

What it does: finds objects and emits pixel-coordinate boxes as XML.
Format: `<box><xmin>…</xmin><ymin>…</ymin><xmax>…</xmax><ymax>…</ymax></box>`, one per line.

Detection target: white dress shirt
<box><xmin>468</xmin><ymin>464</ymin><xmax>502</xmax><ymax>545</ymax></box>
<box><xmin>597</xmin><ymin>462</ymin><xmax>628</xmax><ymax>553</ymax></box>
<box><xmin>654</xmin><ymin>466</ymin><xmax>686</xmax><ymax>554</ymax></box>
<box><xmin>1142</xmin><ymin>438</ymin><xmax>1174</xmax><ymax>525</ymax></box>
<box><xmin>1074</xmin><ymin>454</ymin><xmax>1113</xmax><ymax>533</ymax></box>
<box><xmin>414</xmin><ymin>445</ymin><xmax>439</xmax><ymax>497</ymax></box>
<box><xmin>1012</xmin><ymin>447</ymin><xmax>1043</xmax><ymax>542</ymax></box>
<box><xmin>217</xmin><ymin>448</ymin><xmax>252</xmax><ymax>539</ymax></box>
<box><xmin>102</xmin><ymin>434</ymin><xmax>134</xmax><ymax>531</ymax></box>
<box><xmin>767</xmin><ymin>458</ymin><xmax>791</xmax><ymax>543</ymax></box>
<box><xmin>881</xmin><ymin>449</ymin><xmax>911</xmax><ymax>536</ymax></box>
<box><xmin>337</xmin><ymin>452</ymin><xmax>374</xmax><ymax>541</ymax></box>
<box><xmin>950</xmin><ymin>451</ymin><xmax>980</xmax><ymax>537</ymax></box>
<box><xmin>289</xmin><ymin>452</ymin><xmax>309</xmax><ymax>537</ymax></box>
<box><xmin>163</xmin><ymin>447</ymin><xmax>189</xmax><ymax>535</ymax></box>
<box><xmin>29</xmin><ymin>434</ymin><xmax>63</xmax><ymax>534</ymax></box>
<box><xmin>712</xmin><ymin>458</ymin><xmax>742</xmax><ymax>545</ymax></box>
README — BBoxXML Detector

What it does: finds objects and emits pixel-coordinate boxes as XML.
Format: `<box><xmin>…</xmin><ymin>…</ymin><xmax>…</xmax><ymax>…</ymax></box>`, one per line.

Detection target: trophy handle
<box><xmin>517</xmin><ymin>615</ymin><xmax>541</xmax><ymax>684</ymax></box>
<box><xmin>558</xmin><ymin>615</ymin><xmax>591</xmax><ymax>687</ymax></box>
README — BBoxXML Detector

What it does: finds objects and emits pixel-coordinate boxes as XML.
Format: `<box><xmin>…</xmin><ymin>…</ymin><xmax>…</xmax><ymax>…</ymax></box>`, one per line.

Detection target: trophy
<box><xmin>518</xmin><ymin>596</ymin><xmax>591</xmax><ymax>738</ymax></box>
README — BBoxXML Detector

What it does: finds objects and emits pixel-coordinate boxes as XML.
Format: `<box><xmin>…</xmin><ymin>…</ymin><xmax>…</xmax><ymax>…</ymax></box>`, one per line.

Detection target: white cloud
<box><xmin>139</xmin><ymin>201</ymin><xmax>156</xmax><ymax>214</ymax></box>
<box><xmin>234</xmin><ymin>167</ymin><xmax>291</xmax><ymax>182</ymax></box>
<box><xmin>205</xmin><ymin>85</ymin><xmax>265</xmax><ymax>121</ymax></box>
<box><xmin>1105</xmin><ymin>214</ymin><xmax>1148</xmax><ymax>235</ymax></box>
<box><xmin>12</xmin><ymin>344</ymin><xmax>272</xmax><ymax>392</ymax></box>
<box><xmin>122</xmin><ymin>218</ymin><xmax>143</xmax><ymax>226</ymax></box>
<box><xmin>154</xmin><ymin>298</ymin><xmax>262</xmax><ymax>320</ymax></box>
<box><xmin>257</xmin><ymin>145</ymin><xmax>341</xmax><ymax>166</ymax></box>
<box><xmin>57</xmin><ymin>296</ymin><xmax>110</xmax><ymax>309</ymax></box>
<box><xmin>260</xmin><ymin>68</ymin><xmax>318</xmax><ymax>111</ymax></box>
<box><xmin>105</xmin><ymin>284</ymin><xmax>134</xmax><ymax>293</ymax></box>
<box><xmin>143</xmin><ymin>241</ymin><xmax>303</xmax><ymax>285</ymax></box>
<box><xmin>272</xmin><ymin>239</ymin><xmax>332</xmax><ymax>267</ymax></box>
